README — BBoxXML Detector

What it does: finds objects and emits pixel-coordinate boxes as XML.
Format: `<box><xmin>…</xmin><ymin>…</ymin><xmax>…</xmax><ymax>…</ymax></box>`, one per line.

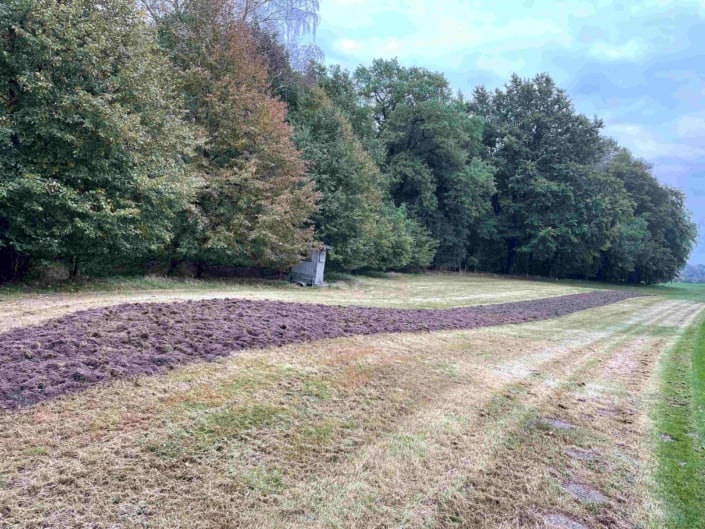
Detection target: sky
<box><xmin>306</xmin><ymin>0</ymin><xmax>705</xmax><ymax>263</ymax></box>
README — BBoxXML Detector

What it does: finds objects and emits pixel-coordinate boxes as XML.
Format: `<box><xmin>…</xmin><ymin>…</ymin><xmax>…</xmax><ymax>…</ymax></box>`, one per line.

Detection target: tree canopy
<box><xmin>0</xmin><ymin>0</ymin><xmax>195</xmax><ymax>279</ymax></box>
<box><xmin>0</xmin><ymin>0</ymin><xmax>696</xmax><ymax>284</ymax></box>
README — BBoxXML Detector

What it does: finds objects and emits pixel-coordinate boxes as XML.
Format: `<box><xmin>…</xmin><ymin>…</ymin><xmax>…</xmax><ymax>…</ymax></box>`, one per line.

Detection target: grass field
<box><xmin>0</xmin><ymin>273</ymin><xmax>703</xmax><ymax>528</ymax></box>
<box><xmin>0</xmin><ymin>273</ymin><xmax>596</xmax><ymax>333</ymax></box>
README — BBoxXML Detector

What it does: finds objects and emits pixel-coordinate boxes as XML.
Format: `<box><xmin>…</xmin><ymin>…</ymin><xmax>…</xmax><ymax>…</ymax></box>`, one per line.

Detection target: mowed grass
<box><xmin>0</xmin><ymin>272</ymin><xmax>598</xmax><ymax>307</ymax></box>
<box><xmin>654</xmin><ymin>310</ymin><xmax>705</xmax><ymax>528</ymax></box>
<box><xmin>0</xmin><ymin>276</ymin><xmax>704</xmax><ymax>528</ymax></box>
<box><xmin>0</xmin><ymin>272</ymin><xmax>598</xmax><ymax>334</ymax></box>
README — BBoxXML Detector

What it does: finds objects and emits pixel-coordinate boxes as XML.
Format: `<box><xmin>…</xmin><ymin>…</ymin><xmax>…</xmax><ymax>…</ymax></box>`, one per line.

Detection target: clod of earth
<box><xmin>0</xmin><ymin>290</ymin><xmax>639</xmax><ymax>410</ymax></box>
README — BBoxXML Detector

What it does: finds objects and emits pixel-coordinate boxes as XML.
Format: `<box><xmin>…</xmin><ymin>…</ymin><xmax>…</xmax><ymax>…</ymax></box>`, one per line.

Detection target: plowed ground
<box><xmin>0</xmin><ymin>276</ymin><xmax>700</xmax><ymax>528</ymax></box>
<box><xmin>1</xmin><ymin>290</ymin><xmax>635</xmax><ymax>410</ymax></box>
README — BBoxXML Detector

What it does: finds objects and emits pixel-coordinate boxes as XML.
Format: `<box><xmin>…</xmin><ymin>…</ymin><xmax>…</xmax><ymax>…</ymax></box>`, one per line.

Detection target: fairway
<box><xmin>0</xmin><ymin>274</ymin><xmax>703</xmax><ymax>528</ymax></box>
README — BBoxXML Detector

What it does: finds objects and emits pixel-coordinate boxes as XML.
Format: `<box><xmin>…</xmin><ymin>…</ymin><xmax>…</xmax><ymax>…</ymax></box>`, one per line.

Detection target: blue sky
<box><xmin>307</xmin><ymin>0</ymin><xmax>705</xmax><ymax>263</ymax></box>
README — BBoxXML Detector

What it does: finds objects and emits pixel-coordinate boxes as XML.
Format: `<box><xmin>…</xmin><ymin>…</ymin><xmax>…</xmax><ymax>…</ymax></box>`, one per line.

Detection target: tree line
<box><xmin>0</xmin><ymin>0</ymin><xmax>696</xmax><ymax>284</ymax></box>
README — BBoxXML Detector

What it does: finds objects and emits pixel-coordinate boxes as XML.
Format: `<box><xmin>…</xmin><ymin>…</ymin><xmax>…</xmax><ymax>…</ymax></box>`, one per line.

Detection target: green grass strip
<box><xmin>655</xmin><ymin>310</ymin><xmax>705</xmax><ymax>528</ymax></box>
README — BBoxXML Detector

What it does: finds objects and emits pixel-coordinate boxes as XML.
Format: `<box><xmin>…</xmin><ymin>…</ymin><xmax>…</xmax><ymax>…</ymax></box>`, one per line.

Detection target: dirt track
<box><xmin>0</xmin><ymin>290</ymin><xmax>638</xmax><ymax>409</ymax></box>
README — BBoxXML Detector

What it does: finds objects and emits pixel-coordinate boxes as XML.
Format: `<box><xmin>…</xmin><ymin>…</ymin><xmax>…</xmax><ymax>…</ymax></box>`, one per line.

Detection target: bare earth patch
<box><xmin>0</xmin><ymin>290</ymin><xmax>636</xmax><ymax>409</ymax></box>
<box><xmin>562</xmin><ymin>481</ymin><xmax>608</xmax><ymax>504</ymax></box>
<box><xmin>565</xmin><ymin>448</ymin><xmax>600</xmax><ymax>462</ymax></box>
<box><xmin>543</xmin><ymin>513</ymin><xmax>589</xmax><ymax>529</ymax></box>
<box><xmin>543</xmin><ymin>418</ymin><xmax>576</xmax><ymax>430</ymax></box>
<box><xmin>0</xmin><ymin>273</ymin><xmax>596</xmax><ymax>333</ymax></box>
<box><xmin>0</xmin><ymin>283</ymin><xmax>700</xmax><ymax>529</ymax></box>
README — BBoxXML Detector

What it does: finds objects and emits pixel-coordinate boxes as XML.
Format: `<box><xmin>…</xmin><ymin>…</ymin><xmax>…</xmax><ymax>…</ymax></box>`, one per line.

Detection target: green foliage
<box><xmin>0</xmin><ymin>0</ymin><xmax>195</xmax><ymax>279</ymax></box>
<box><xmin>600</xmin><ymin>149</ymin><xmax>696</xmax><ymax>283</ymax></box>
<box><xmin>315</xmin><ymin>64</ymin><xmax>383</xmax><ymax>163</ymax></box>
<box><xmin>355</xmin><ymin>59</ymin><xmax>495</xmax><ymax>269</ymax></box>
<box><xmin>151</xmin><ymin>0</ymin><xmax>319</xmax><ymax>272</ymax></box>
<box><xmin>469</xmin><ymin>74</ymin><xmax>694</xmax><ymax>282</ymax></box>
<box><xmin>0</xmin><ymin>0</ymin><xmax>695</xmax><ymax>284</ymax></box>
<box><xmin>290</xmin><ymin>85</ymin><xmax>432</xmax><ymax>270</ymax></box>
<box><xmin>290</xmin><ymin>86</ymin><xmax>383</xmax><ymax>269</ymax></box>
<box><xmin>470</xmin><ymin>74</ymin><xmax>609</xmax><ymax>275</ymax></box>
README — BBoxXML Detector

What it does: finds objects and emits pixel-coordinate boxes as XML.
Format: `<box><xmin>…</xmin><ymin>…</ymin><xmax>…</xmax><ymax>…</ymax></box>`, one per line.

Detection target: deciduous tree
<box><xmin>0</xmin><ymin>0</ymin><xmax>195</xmax><ymax>279</ymax></box>
<box><xmin>152</xmin><ymin>0</ymin><xmax>318</xmax><ymax>271</ymax></box>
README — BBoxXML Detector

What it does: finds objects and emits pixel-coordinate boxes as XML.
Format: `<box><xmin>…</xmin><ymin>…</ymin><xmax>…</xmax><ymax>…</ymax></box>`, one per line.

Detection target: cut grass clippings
<box><xmin>0</xmin><ymin>296</ymin><xmax>699</xmax><ymax>528</ymax></box>
<box><xmin>654</xmin><ymin>311</ymin><xmax>705</xmax><ymax>528</ymax></box>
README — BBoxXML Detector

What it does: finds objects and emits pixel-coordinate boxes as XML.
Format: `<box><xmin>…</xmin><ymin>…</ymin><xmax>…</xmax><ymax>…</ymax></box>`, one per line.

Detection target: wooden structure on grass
<box><xmin>289</xmin><ymin>246</ymin><xmax>329</xmax><ymax>286</ymax></box>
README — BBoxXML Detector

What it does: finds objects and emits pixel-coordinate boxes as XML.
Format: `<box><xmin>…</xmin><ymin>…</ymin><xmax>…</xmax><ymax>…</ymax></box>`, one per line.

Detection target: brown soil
<box><xmin>0</xmin><ymin>291</ymin><xmax>638</xmax><ymax>410</ymax></box>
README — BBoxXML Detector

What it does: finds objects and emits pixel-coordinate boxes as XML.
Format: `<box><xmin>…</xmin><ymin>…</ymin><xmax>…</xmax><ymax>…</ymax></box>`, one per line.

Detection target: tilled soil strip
<box><xmin>0</xmin><ymin>290</ymin><xmax>639</xmax><ymax>410</ymax></box>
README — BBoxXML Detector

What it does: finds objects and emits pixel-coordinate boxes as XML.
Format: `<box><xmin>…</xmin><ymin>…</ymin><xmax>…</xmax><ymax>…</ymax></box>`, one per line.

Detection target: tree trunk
<box><xmin>505</xmin><ymin>238</ymin><xmax>517</xmax><ymax>274</ymax></box>
<box><xmin>69</xmin><ymin>256</ymin><xmax>79</xmax><ymax>279</ymax></box>
<box><xmin>167</xmin><ymin>258</ymin><xmax>180</xmax><ymax>276</ymax></box>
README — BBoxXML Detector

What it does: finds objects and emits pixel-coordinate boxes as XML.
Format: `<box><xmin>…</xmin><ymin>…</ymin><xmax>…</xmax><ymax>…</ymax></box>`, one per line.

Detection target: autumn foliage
<box><xmin>154</xmin><ymin>0</ymin><xmax>318</xmax><ymax>270</ymax></box>
<box><xmin>0</xmin><ymin>0</ymin><xmax>696</xmax><ymax>283</ymax></box>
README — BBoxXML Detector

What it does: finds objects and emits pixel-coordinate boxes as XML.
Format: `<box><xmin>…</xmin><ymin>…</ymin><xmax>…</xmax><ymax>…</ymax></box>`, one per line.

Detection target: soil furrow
<box><xmin>0</xmin><ymin>290</ymin><xmax>638</xmax><ymax>410</ymax></box>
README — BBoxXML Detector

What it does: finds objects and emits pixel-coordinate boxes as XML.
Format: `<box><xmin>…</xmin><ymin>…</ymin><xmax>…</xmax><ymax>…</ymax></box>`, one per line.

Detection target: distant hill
<box><xmin>678</xmin><ymin>264</ymin><xmax>705</xmax><ymax>283</ymax></box>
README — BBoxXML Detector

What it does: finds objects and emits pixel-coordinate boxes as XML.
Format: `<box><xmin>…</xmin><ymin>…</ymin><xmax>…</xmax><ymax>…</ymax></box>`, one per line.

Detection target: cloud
<box><xmin>475</xmin><ymin>54</ymin><xmax>526</xmax><ymax>79</ymax></box>
<box><xmin>676</xmin><ymin>115</ymin><xmax>705</xmax><ymax>138</ymax></box>
<box><xmin>336</xmin><ymin>38</ymin><xmax>361</xmax><ymax>51</ymax></box>
<box><xmin>588</xmin><ymin>39</ymin><xmax>646</xmax><ymax>61</ymax></box>
<box><xmin>607</xmin><ymin>123</ymin><xmax>705</xmax><ymax>161</ymax></box>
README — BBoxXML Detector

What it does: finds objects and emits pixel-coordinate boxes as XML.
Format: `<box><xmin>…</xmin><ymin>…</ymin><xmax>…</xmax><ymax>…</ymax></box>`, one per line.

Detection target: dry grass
<box><xmin>1</xmin><ymin>286</ymin><xmax>701</xmax><ymax>528</ymax></box>
<box><xmin>0</xmin><ymin>273</ymin><xmax>595</xmax><ymax>333</ymax></box>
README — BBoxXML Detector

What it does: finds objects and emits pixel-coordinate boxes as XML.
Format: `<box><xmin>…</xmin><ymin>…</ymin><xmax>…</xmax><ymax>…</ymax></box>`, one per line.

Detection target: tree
<box><xmin>355</xmin><ymin>59</ymin><xmax>495</xmax><ymax>269</ymax></box>
<box><xmin>152</xmin><ymin>0</ymin><xmax>319</xmax><ymax>272</ymax></box>
<box><xmin>469</xmin><ymin>74</ymin><xmax>608</xmax><ymax>275</ymax></box>
<box><xmin>234</xmin><ymin>0</ymin><xmax>319</xmax><ymax>42</ymax></box>
<box><xmin>0</xmin><ymin>0</ymin><xmax>195</xmax><ymax>279</ymax></box>
<box><xmin>314</xmin><ymin>64</ymin><xmax>384</xmax><ymax>164</ymax></box>
<box><xmin>600</xmin><ymin>149</ymin><xmax>696</xmax><ymax>283</ymax></box>
<box><xmin>290</xmin><ymin>85</ymin><xmax>434</xmax><ymax>270</ymax></box>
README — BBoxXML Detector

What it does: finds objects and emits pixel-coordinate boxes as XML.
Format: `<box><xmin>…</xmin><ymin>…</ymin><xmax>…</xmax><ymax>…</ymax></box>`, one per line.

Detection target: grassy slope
<box><xmin>3</xmin><ymin>271</ymin><xmax>704</xmax><ymax>303</ymax></box>
<box><xmin>654</xmin><ymin>309</ymin><xmax>705</xmax><ymax>528</ymax></box>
